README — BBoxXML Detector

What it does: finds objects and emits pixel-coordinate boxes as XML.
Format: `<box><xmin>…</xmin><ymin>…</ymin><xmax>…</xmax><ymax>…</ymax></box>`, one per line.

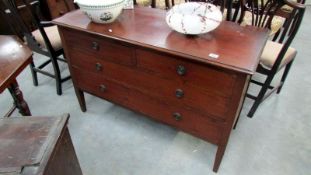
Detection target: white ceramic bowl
<box><xmin>166</xmin><ymin>2</ymin><xmax>222</xmax><ymax>35</ymax></box>
<box><xmin>75</xmin><ymin>0</ymin><xmax>125</xmax><ymax>24</ymax></box>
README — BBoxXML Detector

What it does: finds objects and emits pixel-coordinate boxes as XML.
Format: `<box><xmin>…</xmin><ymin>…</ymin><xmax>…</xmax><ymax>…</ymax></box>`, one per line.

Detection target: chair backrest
<box><xmin>136</xmin><ymin>0</ymin><xmax>229</xmax><ymax>19</ymax></box>
<box><xmin>232</xmin><ymin>0</ymin><xmax>305</xmax><ymax>42</ymax></box>
<box><xmin>187</xmin><ymin>0</ymin><xmax>226</xmax><ymax>11</ymax></box>
<box><xmin>45</xmin><ymin>0</ymin><xmax>77</xmax><ymax>19</ymax></box>
<box><xmin>1</xmin><ymin>0</ymin><xmax>57</xmax><ymax>55</ymax></box>
<box><xmin>231</xmin><ymin>0</ymin><xmax>305</xmax><ymax>71</ymax></box>
<box><xmin>0</xmin><ymin>0</ymin><xmax>28</xmax><ymax>38</ymax></box>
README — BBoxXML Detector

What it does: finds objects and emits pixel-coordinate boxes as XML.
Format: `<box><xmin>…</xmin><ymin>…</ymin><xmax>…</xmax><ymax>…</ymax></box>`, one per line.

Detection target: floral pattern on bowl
<box><xmin>166</xmin><ymin>2</ymin><xmax>223</xmax><ymax>35</ymax></box>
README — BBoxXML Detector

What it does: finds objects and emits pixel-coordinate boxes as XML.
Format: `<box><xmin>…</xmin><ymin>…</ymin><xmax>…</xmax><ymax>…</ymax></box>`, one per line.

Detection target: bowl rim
<box><xmin>76</xmin><ymin>0</ymin><xmax>125</xmax><ymax>8</ymax></box>
<box><xmin>166</xmin><ymin>2</ymin><xmax>223</xmax><ymax>35</ymax></box>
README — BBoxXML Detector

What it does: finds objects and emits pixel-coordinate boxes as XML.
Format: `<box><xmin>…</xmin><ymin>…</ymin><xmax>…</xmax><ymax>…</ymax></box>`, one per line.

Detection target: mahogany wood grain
<box><xmin>72</xmin><ymin>67</ymin><xmax>130</xmax><ymax>106</ymax></box>
<box><xmin>53</xmin><ymin>7</ymin><xmax>269</xmax><ymax>74</ymax></box>
<box><xmin>135</xmin><ymin>49</ymin><xmax>235</xmax><ymax>98</ymax></box>
<box><xmin>212</xmin><ymin>72</ymin><xmax>249</xmax><ymax>172</ymax></box>
<box><xmin>64</xmin><ymin>29</ymin><xmax>136</xmax><ymax>66</ymax></box>
<box><xmin>69</xmin><ymin>49</ymin><xmax>231</xmax><ymax>120</ymax></box>
<box><xmin>0</xmin><ymin>35</ymin><xmax>32</xmax><ymax>116</ymax></box>
<box><xmin>0</xmin><ymin>35</ymin><xmax>32</xmax><ymax>93</ymax></box>
<box><xmin>127</xmin><ymin>88</ymin><xmax>223</xmax><ymax>145</ymax></box>
<box><xmin>54</xmin><ymin>7</ymin><xmax>269</xmax><ymax>172</ymax></box>
<box><xmin>72</xmin><ymin>65</ymin><xmax>223</xmax><ymax>144</ymax></box>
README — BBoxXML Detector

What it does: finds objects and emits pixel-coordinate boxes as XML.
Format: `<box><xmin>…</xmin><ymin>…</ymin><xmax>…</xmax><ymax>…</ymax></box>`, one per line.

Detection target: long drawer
<box><xmin>127</xmin><ymin>89</ymin><xmax>223</xmax><ymax>144</ymax></box>
<box><xmin>69</xmin><ymin>50</ymin><xmax>231</xmax><ymax>120</ymax></box>
<box><xmin>136</xmin><ymin>49</ymin><xmax>236</xmax><ymax>98</ymax></box>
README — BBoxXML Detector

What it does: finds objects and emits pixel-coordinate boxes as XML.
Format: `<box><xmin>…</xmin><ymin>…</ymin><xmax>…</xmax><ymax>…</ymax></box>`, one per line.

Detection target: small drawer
<box><xmin>72</xmin><ymin>67</ymin><xmax>129</xmax><ymax>105</ymax></box>
<box><xmin>69</xmin><ymin>48</ymin><xmax>110</xmax><ymax>73</ymax></box>
<box><xmin>136</xmin><ymin>49</ymin><xmax>236</xmax><ymax>98</ymax></box>
<box><xmin>127</xmin><ymin>89</ymin><xmax>223</xmax><ymax>144</ymax></box>
<box><xmin>63</xmin><ymin>28</ymin><xmax>136</xmax><ymax>66</ymax></box>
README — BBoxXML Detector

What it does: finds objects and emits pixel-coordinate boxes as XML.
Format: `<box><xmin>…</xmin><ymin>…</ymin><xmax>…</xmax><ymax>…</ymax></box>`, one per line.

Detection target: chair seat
<box><xmin>32</xmin><ymin>25</ymin><xmax>62</xmax><ymax>51</ymax></box>
<box><xmin>260</xmin><ymin>40</ymin><xmax>297</xmax><ymax>69</ymax></box>
<box><xmin>137</xmin><ymin>0</ymin><xmax>152</xmax><ymax>6</ymax></box>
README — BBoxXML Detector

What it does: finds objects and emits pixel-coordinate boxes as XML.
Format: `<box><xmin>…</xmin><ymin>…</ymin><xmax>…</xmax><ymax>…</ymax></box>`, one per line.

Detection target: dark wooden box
<box><xmin>0</xmin><ymin>114</ymin><xmax>83</xmax><ymax>175</ymax></box>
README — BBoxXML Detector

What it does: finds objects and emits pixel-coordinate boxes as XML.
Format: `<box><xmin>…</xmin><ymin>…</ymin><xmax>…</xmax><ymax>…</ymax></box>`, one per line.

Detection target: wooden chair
<box><xmin>134</xmin><ymin>0</ymin><xmax>232</xmax><ymax>21</ymax></box>
<box><xmin>1</xmin><ymin>0</ymin><xmax>70</xmax><ymax>95</ymax></box>
<box><xmin>230</xmin><ymin>0</ymin><xmax>306</xmax><ymax>120</ymax></box>
<box><xmin>45</xmin><ymin>0</ymin><xmax>76</xmax><ymax>19</ymax></box>
<box><xmin>134</xmin><ymin>0</ymin><xmax>229</xmax><ymax>15</ymax></box>
<box><xmin>133</xmin><ymin>0</ymin><xmax>177</xmax><ymax>9</ymax></box>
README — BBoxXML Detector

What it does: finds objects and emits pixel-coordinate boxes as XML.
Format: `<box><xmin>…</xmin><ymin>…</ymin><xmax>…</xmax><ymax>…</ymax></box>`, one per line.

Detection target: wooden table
<box><xmin>0</xmin><ymin>35</ymin><xmax>32</xmax><ymax>117</ymax></box>
<box><xmin>0</xmin><ymin>114</ymin><xmax>83</xmax><ymax>175</ymax></box>
<box><xmin>54</xmin><ymin>7</ymin><xmax>269</xmax><ymax>172</ymax></box>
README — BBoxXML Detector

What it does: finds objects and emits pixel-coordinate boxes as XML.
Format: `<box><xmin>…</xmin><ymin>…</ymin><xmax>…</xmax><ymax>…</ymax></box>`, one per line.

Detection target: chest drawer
<box><xmin>62</xmin><ymin>28</ymin><xmax>136</xmax><ymax>66</ymax></box>
<box><xmin>127</xmin><ymin>89</ymin><xmax>223</xmax><ymax>144</ymax></box>
<box><xmin>136</xmin><ymin>49</ymin><xmax>236</xmax><ymax>98</ymax></box>
<box><xmin>71</xmin><ymin>67</ymin><xmax>129</xmax><ymax>106</ymax></box>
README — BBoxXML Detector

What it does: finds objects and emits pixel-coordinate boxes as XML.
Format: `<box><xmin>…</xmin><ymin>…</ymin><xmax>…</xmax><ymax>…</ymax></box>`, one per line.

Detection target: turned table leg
<box><xmin>8</xmin><ymin>80</ymin><xmax>31</xmax><ymax>116</ymax></box>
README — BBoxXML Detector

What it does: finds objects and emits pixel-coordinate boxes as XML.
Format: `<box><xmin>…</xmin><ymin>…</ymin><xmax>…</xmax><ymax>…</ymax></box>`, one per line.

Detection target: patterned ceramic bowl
<box><xmin>75</xmin><ymin>0</ymin><xmax>125</xmax><ymax>24</ymax></box>
<box><xmin>166</xmin><ymin>2</ymin><xmax>222</xmax><ymax>35</ymax></box>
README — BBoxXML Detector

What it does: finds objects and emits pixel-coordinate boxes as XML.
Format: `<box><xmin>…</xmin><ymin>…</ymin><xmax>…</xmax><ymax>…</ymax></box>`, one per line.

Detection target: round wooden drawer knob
<box><xmin>176</xmin><ymin>65</ymin><xmax>186</xmax><ymax>76</ymax></box>
<box><xmin>173</xmin><ymin>112</ymin><xmax>182</xmax><ymax>121</ymax></box>
<box><xmin>95</xmin><ymin>63</ymin><xmax>102</xmax><ymax>71</ymax></box>
<box><xmin>175</xmin><ymin>89</ymin><xmax>184</xmax><ymax>98</ymax></box>
<box><xmin>99</xmin><ymin>84</ymin><xmax>106</xmax><ymax>92</ymax></box>
<box><xmin>92</xmin><ymin>41</ymin><xmax>99</xmax><ymax>50</ymax></box>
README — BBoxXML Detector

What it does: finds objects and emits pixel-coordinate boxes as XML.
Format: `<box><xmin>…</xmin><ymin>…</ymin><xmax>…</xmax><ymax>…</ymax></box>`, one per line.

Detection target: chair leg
<box><xmin>277</xmin><ymin>61</ymin><xmax>293</xmax><ymax>94</ymax></box>
<box><xmin>29</xmin><ymin>60</ymin><xmax>38</xmax><ymax>86</ymax></box>
<box><xmin>50</xmin><ymin>56</ymin><xmax>62</xmax><ymax>95</ymax></box>
<box><xmin>247</xmin><ymin>74</ymin><xmax>274</xmax><ymax>118</ymax></box>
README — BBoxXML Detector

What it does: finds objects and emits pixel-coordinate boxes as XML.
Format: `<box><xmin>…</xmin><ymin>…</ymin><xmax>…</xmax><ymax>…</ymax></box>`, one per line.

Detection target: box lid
<box><xmin>0</xmin><ymin>115</ymin><xmax>69</xmax><ymax>175</ymax></box>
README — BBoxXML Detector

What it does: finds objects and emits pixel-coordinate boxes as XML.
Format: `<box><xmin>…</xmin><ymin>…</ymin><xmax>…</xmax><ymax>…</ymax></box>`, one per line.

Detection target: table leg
<box><xmin>74</xmin><ymin>87</ymin><xmax>86</xmax><ymax>112</ymax></box>
<box><xmin>213</xmin><ymin>144</ymin><xmax>226</xmax><ymax>172</ymax></box>
<box><xmin>8</xmin><ymin>80</ymin><xmax>31</xmax><ymax>116</ymax></box>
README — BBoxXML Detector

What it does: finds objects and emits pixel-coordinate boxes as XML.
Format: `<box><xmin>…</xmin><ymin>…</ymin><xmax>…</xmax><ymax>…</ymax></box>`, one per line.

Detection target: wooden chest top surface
<box><xmin>53</xmin><ymin>7</ymin><xmax>269</xmax><ymax>74</ymax></box>
<box><xmin>0</xmin><ymin>115</ymin><xmax>69</xmax><ymax>175</ymax></box>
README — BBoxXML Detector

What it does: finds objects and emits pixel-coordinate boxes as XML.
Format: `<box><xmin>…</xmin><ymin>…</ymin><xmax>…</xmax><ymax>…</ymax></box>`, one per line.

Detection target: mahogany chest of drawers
<box><xmin>54</xmin><ymin>7</ymin><xmax>268</xmax><ymax>172</ymax></box>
